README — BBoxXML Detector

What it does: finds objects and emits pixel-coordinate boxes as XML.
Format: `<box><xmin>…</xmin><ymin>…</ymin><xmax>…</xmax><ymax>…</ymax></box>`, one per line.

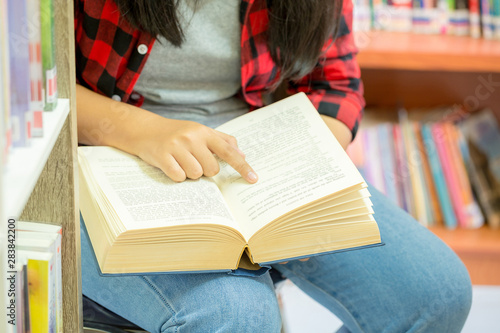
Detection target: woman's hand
<box><xmin>76</xmin><ymin>84</ymin><xmax>258</xmax><ymax>183</ymax></box>
<box><xmin>132</xmin><ymin>118</ymin><xmax>258</xmax><ymax>183</ymax></box>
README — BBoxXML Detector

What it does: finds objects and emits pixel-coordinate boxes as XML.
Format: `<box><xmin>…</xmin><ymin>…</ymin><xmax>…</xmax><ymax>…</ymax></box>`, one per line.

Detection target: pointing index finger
<box><xmin>210</xmin><ymin>137</ymin><xmax>258</xmax><ymax>184</ymax></box>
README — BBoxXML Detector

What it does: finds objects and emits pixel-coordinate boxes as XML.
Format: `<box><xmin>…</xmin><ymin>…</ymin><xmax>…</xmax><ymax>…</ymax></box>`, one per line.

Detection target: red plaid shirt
<box><xmin>74</xmin><ymin>0</ymin><xmax>365</xmax><ymax>137</ymax></box>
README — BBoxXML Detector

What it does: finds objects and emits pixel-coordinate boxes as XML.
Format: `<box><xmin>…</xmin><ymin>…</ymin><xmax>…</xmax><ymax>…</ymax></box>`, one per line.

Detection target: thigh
<box><xmin>80</xmin><ymin>215</ymin><xmax>282</xmax><ymax>333</ymax></box>
<box><xmin>272</xmin><ymin>185</ymin><xmax>472</xmax><ymax>333</ymax></box>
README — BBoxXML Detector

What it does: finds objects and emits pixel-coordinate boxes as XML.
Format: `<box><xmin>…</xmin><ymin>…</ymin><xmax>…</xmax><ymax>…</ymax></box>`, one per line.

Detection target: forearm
<box><xmin>320</xmin><ymin>114</ymin><xmax>352</xmax><ymax>150</ymax></box>
<box><xmin>76</xmin><ymin>84</ymin><xmax>161</xmax><ymax>155</ymax></box>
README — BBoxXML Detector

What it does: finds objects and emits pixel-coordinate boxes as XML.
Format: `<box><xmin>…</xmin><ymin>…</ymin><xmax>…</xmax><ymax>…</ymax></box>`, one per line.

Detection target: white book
<box><xmin>17</xmin><ymin>222</ymin><xmax>62</xmax><ymax>333</ymax></box>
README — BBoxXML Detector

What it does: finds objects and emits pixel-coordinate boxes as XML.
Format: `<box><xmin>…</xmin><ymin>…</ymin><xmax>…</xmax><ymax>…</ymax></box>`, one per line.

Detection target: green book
<box><xmin>40</xmin><ymin>0</ymin><xmax>57</xmax><ymax>111</ymax></box>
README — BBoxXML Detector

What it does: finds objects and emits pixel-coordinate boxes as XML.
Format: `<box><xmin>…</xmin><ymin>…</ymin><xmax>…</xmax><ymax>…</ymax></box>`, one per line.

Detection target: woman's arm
<box><xmin>76</xmin><ymin>84</ymin><xmax>258</xmax><ymax>183</ymax></box>
<box><xmin>320</xmin><ymin>115</ymin><xmax>352</xmax><ymax>150</ymax></box>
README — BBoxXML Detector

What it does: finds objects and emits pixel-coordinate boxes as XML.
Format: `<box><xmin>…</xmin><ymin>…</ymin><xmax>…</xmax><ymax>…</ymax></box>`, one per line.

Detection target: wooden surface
<box><xmin>20</xmin><ymin>0</ymin><xmax>82</xmax><ymax>331</ymax></box>
<box><xmin>361</xmin><ymin>69</ymin><xmax>500</xmax><ymax>113</ymax></box>
<box><xmin>429</xmin><ymin>226</ymin><xmax>500</xmax><ymax>285</ymax></box>
<box><xmin>356</xmin><ymin>31</ymin><xmax>500</xmax><ymax>73</ymax></box>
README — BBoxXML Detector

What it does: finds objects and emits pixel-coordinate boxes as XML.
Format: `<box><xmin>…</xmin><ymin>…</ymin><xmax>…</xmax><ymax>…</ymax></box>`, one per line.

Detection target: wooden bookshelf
<box><xmin>357</xmin><ymin>32</ymin><xmax>500</xmax><ymax>285</ymax></box>
<box><xmin>356</xmin><ymin>31</ymin><xmax>500</xmax><ymax>73</ymax></box>
<box><xmin>429</xmin><ymin>226</ymin><xmax>500</xmax><ymax>285</ymax></box>
<box><xmin>1</xmin><ymin>0</ymin><xmax>81</xmax><ymax>331</ymax></box>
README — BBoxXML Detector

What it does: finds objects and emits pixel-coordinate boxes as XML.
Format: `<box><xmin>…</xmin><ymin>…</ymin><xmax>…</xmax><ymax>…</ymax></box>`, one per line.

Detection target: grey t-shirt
<box><xmin>133</xmin><ymin>0</ymin><xmax>248</xmax><ymax>128</ymax></box>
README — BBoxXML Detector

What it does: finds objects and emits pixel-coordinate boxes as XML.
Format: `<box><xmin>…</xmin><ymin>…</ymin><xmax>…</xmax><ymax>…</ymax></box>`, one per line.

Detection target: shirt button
<box><xmin>111</xmin><ymin>94</ymin><xmax>121</xmax><ymax>102</ymax></box>
<box><xmin>137</xmin><ymin>44</ymin><xmax>148</xmax><ymax>55</ymax></box>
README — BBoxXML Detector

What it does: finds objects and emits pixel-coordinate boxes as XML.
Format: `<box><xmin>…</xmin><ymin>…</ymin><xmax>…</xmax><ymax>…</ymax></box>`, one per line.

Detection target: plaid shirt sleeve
<box><xmin>287</xmin><ymin>0</ymin><xmax>365</xmax><ymax>139</ymax></box>
<box><xmin>74</xmin><ymin>0</ymin><xmax>155</xmax><ymax>103</ymax></box>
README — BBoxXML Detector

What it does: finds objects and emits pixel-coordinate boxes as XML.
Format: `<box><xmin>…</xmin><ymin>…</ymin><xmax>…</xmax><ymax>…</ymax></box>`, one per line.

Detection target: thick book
<box><xmin>78</xmin><ymin>93</ymin><xmax>382</xmax><ymax>274</ymax></box>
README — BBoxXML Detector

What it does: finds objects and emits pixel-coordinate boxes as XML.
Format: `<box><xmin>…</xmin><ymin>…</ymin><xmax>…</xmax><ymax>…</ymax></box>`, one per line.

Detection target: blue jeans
<box><xmin>81</xmin><ymin>185</ymin><xmax>472</xmax><ymax>332</ymax></box>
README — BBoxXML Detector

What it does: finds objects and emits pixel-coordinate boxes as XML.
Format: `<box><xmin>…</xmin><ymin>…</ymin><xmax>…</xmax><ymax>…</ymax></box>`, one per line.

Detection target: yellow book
<box><xmin>79</xmin><ymin>93</ymin><xmax>382</xmax><ymax>274</ymax></box>
<box><xmin>18</xmin><ymin>250</ymin><xmax>55</xmax><ymax>333</ymax></box>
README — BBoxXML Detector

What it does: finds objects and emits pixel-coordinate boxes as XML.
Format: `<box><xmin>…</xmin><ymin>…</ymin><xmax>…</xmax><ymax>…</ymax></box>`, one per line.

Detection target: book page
<box><xmin>214</xmin><ymin>93</ymin><xmax>365</xmax><ymax>240</ymax></box>
<box><xmin>79</xmin><ymin>147</ymin><xmax>238</xmax><ymax>231</ymax></box>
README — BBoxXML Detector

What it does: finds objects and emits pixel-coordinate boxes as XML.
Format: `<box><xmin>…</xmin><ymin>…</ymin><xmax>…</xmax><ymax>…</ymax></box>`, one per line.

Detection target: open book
<box><xmin>78</xmin><ymin>93</ymin><xmax>382</xmax><ymax>274</ymax></box>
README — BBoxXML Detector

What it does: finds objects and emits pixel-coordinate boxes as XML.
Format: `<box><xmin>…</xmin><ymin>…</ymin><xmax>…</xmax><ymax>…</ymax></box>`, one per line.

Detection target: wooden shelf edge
<box><xmin>355</xmin><ymin>31</ymin><xmax>500</xmax><ymax>73</ymax></box>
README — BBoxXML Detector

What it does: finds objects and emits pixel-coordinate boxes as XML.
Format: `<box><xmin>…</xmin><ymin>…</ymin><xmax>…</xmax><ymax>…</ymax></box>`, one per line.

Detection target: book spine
<box><xmin>453</xmin><ymin>0</ymin><xmax>471</xmax><ymax>36</ymax></box>
<box><xmin>482</xmin><ymin>0</ymin><xmax>494</xmax><ymax>38</ymax></box>
<box><xmin>27</xmin><ymin>258</ymin><xmax>50</xmax><ymax>333</ymax></box>
<box><xmin>8</xmin><ymin>0</ymin><xmax>31</xmax><ymax>148</ymax></box>
<box><xmin>432</xmin><ymin>123</ymin><xmax>468</xmax><ymax>227</ymax></box>
<box><xmin>378</xmin><ymin>124</ymin><xmax>400</xmax><ymax>206</ymax></box>
<box><xmin>27</xmin><ymin>0</ymin><xmax>44</xmax><ymax>137</ymax></box>
<box><xmin>40</xmin><ymin>0</ymin><xmax>57</xmax><ymax>111</ymax></box>
<box><xmin>54</xmin><ymin>231</ymin><xmax>63</xmax><ymax>333</ymax></box>
<box><xmin>400</xmin><ymin>112</ymin><xmax>429</xmax><ymax>225</ymax></box>
<box><xmin>469</xmin><ymin>0</ymin><xmax>482</xmax><ymax>36</ymax></box>
<box><xmin>0</xmin><ymin>0</ymin><xmax>11</xmax><ymax>161</ymax></box>
<box><xmin>421</xmin><ymin>124</ymin><xmax>457</xmax><ymax>228</ymax></box>
<box><xmin>493</xmin><ymin>0</ymin><xmax>500</xmax><ymax>39</ymax></box>
<box><xmin>393</xmin><ymin>124</ymin><xmax>413</xmax><ymax>214</ymax></box>
<box><xmin>415</xmin><ymin>122</ymin><xmax>443</xmax><ymax>226</ymax></box>
<box><xmin>15</xmin><ymin>264</ymin><xmax>26</xmax><ymax>333</ymax></box>
<box><xmin>446</xmin><ymin>125</ymin><xmax>484</xmax><ymax>228</ymax></box>
<box><xmin>366</xmin><ymin>127</ymin><xmax>386</xmax><ymax>193</ymax></box>
<box><xmin>22</xmin><ymin>264</ymin><xmax>31</xmax><ymax>333</ymax></box>
<box><xmin>387</xmin><ymin>0</ymin><xmax>413</xmax><ymax>32</ymax></box>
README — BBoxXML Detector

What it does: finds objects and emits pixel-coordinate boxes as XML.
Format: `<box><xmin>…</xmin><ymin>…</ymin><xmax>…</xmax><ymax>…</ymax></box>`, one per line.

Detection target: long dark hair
<box><xmin>115</xmin><ymin>0</ymin><xmax>343</xmax><ymax>84</ymax></box>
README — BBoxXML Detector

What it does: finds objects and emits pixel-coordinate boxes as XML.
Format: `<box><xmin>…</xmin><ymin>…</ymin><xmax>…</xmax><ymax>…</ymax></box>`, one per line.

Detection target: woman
<box><xmin>75</xmin><ymin>0</ymin><xmax>472</xmax><ymax>332</ymax></box>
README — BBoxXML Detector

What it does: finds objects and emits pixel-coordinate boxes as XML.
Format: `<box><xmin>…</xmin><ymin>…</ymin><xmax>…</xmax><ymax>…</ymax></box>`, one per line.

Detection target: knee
<box><xmin>410</xmin><ymin>252</ymin><xmax>472</xmax><ymax>332</ymax></box>
<box><xmin>163</xmin><ymin>277</ymin><xmax>282</xmax><ymax>333</ymax></box>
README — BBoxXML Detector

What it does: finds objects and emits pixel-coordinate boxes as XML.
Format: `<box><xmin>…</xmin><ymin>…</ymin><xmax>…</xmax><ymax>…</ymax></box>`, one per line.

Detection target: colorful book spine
<box><xmin>28</xmin><ymin>0</ymin><xmax>44</xmax><ymax>137</ymax></box>
<box><xmin>387</xmin><ymin>0</ymin><xmax>413</xmax><ymax>31</ymax></box>
<box><xmin>393</xmin><ymin>124</ymin><xmax>413</xmax><ymax>214</ymax></box>
<box><xmin>481</xmin><ymin>0</ymin><xmax>494</xmax><ymax>38</ymax></box>
<box><xmin>377</xmin><ymin>124</ymin><xmax>400</xmax><ymax>206</ymax></box>
<box><xmin>492</xmin><ymin>0</ymin><xmax>500</xmax><ymax>38</ymax></box>
<box><xmin>17</xmin><ymin>221</ymin><xmax>63</xmax><ymax>333</ymax></box>
<box><xmin>8</xmin><ymin>0</ymin><xmax>31</xmax><ymax>147</ymax></box>
<box><xmin>451</xmin><ymin>0</ymin><xmax>470</xmax><ymax>36</ymax></box>
<box><xmin>415</xmin><ymin>122</ymin><xmax>443</xmax><ymax>226</ymax></box>
<box><xmin>400</xmin><ymin>111</ymin><xmax>430</xmax><ymax>225</ymax></box>
<box><xmin>469</xmin><ymin>0</ymin><xmax>481</xmax><ymax>37</ymax></box>
<box><xmin>421</xmin><ymin>124</ymin><xmax>457</xmax><ymax>228</ymax></box>
<box><xmin>40</xmin><ymin>0</ymin><xmax>57</xmax><ymax>111</ymax></box>
<box><xmin>446</xmin><ymin>124</ymin><xmax>484</xmax><ymax>228</ymax></box>
<box><xmin>0</xmin><ymin>0</ymin><xmax>11</xmax><ymax>159</ymax></box>
<box><xmin>19</xmin><ymin>250</ymin><xmax>56</xmax><ymax>333</ymax></box>
<box><xmin>432</xmin><ymin>123</ymin><xmax>470</xmax><ymax>227</ymax></box>
<box><xmin>366</xmin><ymin>127</ymin><xmax>386</xmax><ymax>193</ymax></box>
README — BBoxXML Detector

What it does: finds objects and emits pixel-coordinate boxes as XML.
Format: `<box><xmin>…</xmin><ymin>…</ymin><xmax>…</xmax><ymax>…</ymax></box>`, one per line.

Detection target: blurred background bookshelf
<box><xmin>353</xmin><ymin>7</ymin><xmax>500</xmax><ymax>283</ymax></box>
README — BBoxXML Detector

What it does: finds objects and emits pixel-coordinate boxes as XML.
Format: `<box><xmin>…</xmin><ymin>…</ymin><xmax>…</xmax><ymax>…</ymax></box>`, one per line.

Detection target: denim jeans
<box><xmin>81</xmin><ymin>185</ymin><xmax>472</xmax><ymax>333</ymax></box>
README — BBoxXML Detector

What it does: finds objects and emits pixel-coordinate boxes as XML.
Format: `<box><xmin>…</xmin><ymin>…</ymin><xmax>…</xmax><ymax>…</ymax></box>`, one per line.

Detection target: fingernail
<box><xmin>247</xmin><ymin>171</ymin><xmax>258</xmax><ymax>182</ymax></box>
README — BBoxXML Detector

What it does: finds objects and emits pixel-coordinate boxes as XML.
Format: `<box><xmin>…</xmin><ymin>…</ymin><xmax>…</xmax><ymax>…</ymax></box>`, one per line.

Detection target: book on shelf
<box><xmin>27</xmin><ymin>0</ymin><xmax>44</xmax><ymax>137</ymax></box>
<box><xmin>18</xmin><ymin>250</ymin><xmax>56</xmax><ymax>333</ymax></box>
<box><xmin>348</xmin><ymin>106</ymin><xmax>489</xmax><ymax>229</ymax></box>
<box><xmin>421</xmin><ymin>124</ymin><xmax>457</xmax><ymax>228</ymax></box>
<box><xmin>78</xmin><ymin>93</ymin><xmax>382</xmax><ymax>275</ymax></box>
<box><xmin>17</xmin><ymin>221</ymin><xmax>63</xmax><ymax>333</ymax></box>
<box><xmin>8</xmin><ymin>0</ymin><xmax>32</xmax><ymax>148</ymax></box>
<box><xmin>0</xmin><ymin>0</ymin><xmax>11</xmax><ymax>159</ymax></box>
<box><xmin>353</xmin><ymin>0</ymin><xmax>500</xmax><ymax>39</ymax></box>
<box><xmin>40</xmin><ymin>0</ymin><xmax>57</xmax><ymax>111</ymax></box>
<box><xmin>459</xmin><ymin>109</ymin><xmax>500</xmax><ymax>228</ymax></box>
